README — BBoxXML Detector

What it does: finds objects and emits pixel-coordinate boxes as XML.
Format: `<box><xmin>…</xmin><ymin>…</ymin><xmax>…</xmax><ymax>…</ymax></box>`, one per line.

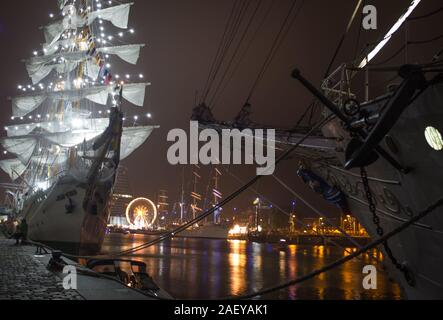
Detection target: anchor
<box><xmin>292</xmin><ymin>69</ymin><xmax>409</xmax><ymax>173</ymax></box>
<box><xmin>344</xmin><ymin>65</ymin><xmax>427</xmax><ymax>170</ymax></box>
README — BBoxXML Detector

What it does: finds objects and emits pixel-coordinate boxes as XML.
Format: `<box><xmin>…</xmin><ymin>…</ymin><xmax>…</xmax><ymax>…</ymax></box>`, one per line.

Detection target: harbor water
<box><xmin>101</xmin><ymin>233</ymin><xmax>402</xmax><ymax>300</ymax></box>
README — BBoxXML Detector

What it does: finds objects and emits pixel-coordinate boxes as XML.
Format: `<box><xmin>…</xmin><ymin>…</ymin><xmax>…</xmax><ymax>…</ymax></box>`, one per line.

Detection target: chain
<box><xmin>360</xmin><ymin>167</ymin><xmax>407</xmax><ymax>274</ymax></box>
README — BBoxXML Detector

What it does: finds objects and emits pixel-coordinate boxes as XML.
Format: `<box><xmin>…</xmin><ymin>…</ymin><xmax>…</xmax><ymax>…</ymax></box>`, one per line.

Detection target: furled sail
<box><xmin>2</xmin><ymin>118</ymin><xmax>111</xmax><ymax>158</ymax></box>
<box><xmin>2</xmin><ymin>0</ymin><xmax>158</xmax><ymax>207</ymax></box>
<box><xmin>2</xmin><ymin>127</ymin><xmax>111</xmax><ymax>172</ymax></box>
<box><xmin>58</xmin><ymin>0</ymin><xmax>69</xmax><ymax>10</ymax></box>
<box><xmin>43</xmin><ymin>39</ymin><xmax>72</xmax><ymax>56</ymax></box>
<box><xmin>1</xmin><ymin>137</ymin><xmax>37</xmax><ymax>164</ymax></box>
<box><xmin>26</xmin><ymin>61</ymin><xmax>77</xmax><ymax>85</ymax></box>
<box><xmin>7</xmin><ymin>118</ymin><xmax>110</xmax><ymax>138</ymax></box>
<box><xmin>44</xmin><ymin>3</ymin><xmax>134</xmax><ymax>46</ymax></box>
<box><xmin>0</xmin><ymin>159</ymin><xmax>27</xmax><ymax>181</ymax></box>
<box><xmin>26</xmin><ymin>44</ymin><xmax>145</xmax><ymax>84</ymax></box>
<box><xmin>7</xmin><ymin>123</ymin><xmax>41</xmax><ymax>138</ymax></box>
<box><xmin>46</xmin><ymin>129</ymin><xmax>109</xmax><ymax>148</ymax></box>
<box><xmin>120</xmin><ymin>126</ymin><xmax>158</xmax><ymax>160</ymax></box>
<box><xmin>87</xmin><ymin>3</ymin><xmax>133</xmax><ymax>29</ymax></box>
<box><xmin>12</xmin><ymin>83</ymin><xmax>150</xmax><ymax>117</ymax></box>
<box><xmin>98</xmin><ymin>45</ymin><xmax>145</xmax><ymax>64</ymax></box>
<box><xmin>32</xmin><ymin>44</ymin><xmax>145</xmax><ymax>66</ymax></box>
<box><xmin>30</xmin><ymin>154</ymin><xmax>68</xmax><ymax>166</ymax></box>
<box><xmin>119</xmin><ymin>83</ymin><xmax>149</xmax><ymax>107</ymax></box>
<box><xmin>12</xmin><ymin>96</ymin><xmax>47</xmax><ymax>118</ymax></box>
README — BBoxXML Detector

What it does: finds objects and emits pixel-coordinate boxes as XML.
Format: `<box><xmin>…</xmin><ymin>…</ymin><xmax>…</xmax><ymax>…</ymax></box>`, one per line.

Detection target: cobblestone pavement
<box><xmin>0</xmin><ymin>236</ymin><xmax>84</xmax><ymax>300</ymax></box>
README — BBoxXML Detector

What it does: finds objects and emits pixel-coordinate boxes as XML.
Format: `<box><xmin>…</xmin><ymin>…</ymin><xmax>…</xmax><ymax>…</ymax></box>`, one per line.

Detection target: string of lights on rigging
<box><xmin>4</xmin><ymin>0</ymin><xmax>154</xmax><ymax>157</ymax></box>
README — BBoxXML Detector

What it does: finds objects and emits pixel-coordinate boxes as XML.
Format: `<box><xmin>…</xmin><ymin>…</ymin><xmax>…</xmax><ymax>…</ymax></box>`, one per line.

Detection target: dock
<box><xmin>0</xmin><ymin>234</ymin><xmax>170</xmax><ymax>300</ymax></box>
<box><xmin>0</xmin><ymin>234</ymin><xmax>83</xmax><ymax>300</ymax></box>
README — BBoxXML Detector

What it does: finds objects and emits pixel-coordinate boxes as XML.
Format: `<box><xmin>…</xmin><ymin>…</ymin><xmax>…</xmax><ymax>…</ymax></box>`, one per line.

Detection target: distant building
<box><xmin>109</xmin><ymin>216</ymin><xmax>129</xmax><ymax>227</ymax></box>
<box><xmin>109</xmin><ymin>166</ymin><xmax>134</xmax><ymax>226</ymax></box>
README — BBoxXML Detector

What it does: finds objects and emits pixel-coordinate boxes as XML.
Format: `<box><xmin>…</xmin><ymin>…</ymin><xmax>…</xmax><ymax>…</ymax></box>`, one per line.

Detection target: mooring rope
<box><xmin>106</xmin><ymin>116</ymin><xmax>336</xmax><ymax>257</ymax></box>
<box><xmin>28</xmin><ymin>188</ymin><xmax>441</xmax><ymax>301</ymax></box>
<box><xmin>26</xmin><ymin>188</ymin><xmax>443</xmax><ymax>300</ymax></box>
<box><xmin>30</xmin><ymin>115</ymin><xmax>334</xmax><ymax>261</ymax></box>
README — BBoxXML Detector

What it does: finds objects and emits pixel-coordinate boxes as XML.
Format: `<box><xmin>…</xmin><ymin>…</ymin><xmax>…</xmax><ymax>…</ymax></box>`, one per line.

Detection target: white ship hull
<box><xmin>303</xmin><ymin>79</ymin><xmax>443</xmax><ymax>299</ymax></box>
<box><xmin>23</xmin><ymin>174</ymin><xmax>113</xmax><ymax>255</ymax></box>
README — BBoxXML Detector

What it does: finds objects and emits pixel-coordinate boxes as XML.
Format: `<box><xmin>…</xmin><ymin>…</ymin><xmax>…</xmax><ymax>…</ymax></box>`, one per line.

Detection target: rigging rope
<box><xmin>245</xmin><ymin>0</ymin><xmax>303</xmax><ymax>104</ymax></box>
<box><xmin>299</xmin><ymin>0</ymin><xmax>364</xmax><ymax>128</ymax></box>
<box><xmin>294</xmin><ymin>101</ymin><xmax>316</xmax><ymax>128</ymax></box>
<box><xmin>201</xmin><ymin>0</ymin><xmax>250</xmax><ymax>104</ymax></box>
<box><xmin>408</xmin><ymin>33</ymin><xmax>443</xmax><ymax>45</ymax></box>
<box><xmin>26</xmin><ymin>240</ymin><xmax>170</xmax><ymax>301</ymax></box>
<box><xmin>61</xmin><ymin>115</ymin><xmax>335</xmax><ymax>260</ymax></box>
<box><xmin>296</xmin><ymin>0</ymin><xmax>363</xmax><ymax>127</ymax></box>
<box><xmin>434</xmin><ymin>48</ymin><xmax>443</xmax><ymax>61</ymax></box>
<box><xmin>201</xmin><ymin>0</ymin><xmax>241</xmax><ymax>103</ymax></box>
<box><xmin>27</xmin><ymin>191</ymin><xmax>443</xmax><ymax>301</ymax></box>
<box><xmin>271</xmin><ymin>174</ymin><xmax>363</xmax><ymax>248</ymax></box>
<box><xmin>229</xmin><ymin>196</ymin><xmax>443</xmax><ymax>299</ymax></box>
<box><xmin>370</xmin><ymin>44</ymin><xmax>407</xmax><ymax>66</ymax></box>
<box><xmin>208</xmin><ymin>0</ymin><xmax>264</xmax><ymax>108</ymax></box>
<box><xmin>324</xmin><ymin>0</ymin><xmax>364</xmax><ymax>78</ymax></box>
<box><xmin>353</xmin><ymin>0</ymin><xmax>367</xmax><ymax>61</ymax></box>
<box><xmin>211</xmin><ymin>0</ymin><xmax>277</xmax><ymax>109</ymax></box>
<box><xmin>407</xmin><ymin>6</ymin><xmax>443</xmax><ymax>21</ymax></box>
<box><xmin>369</xmin><ymin>34</ymin><xmax>443</xmax><ymax>66</ymax></box>
<box><xmin>357</xmin><ymin>3</ymin><xmax>443</xmax><ymax>67</ymax></box>
<box><xmin>224</xmin><ymin>166</ymin><xmax>383</xmax><ymax>267</ymax></box>
<box><xmin>114</xmin><ymin>116</ymin><xmax>333</xmax><ymax>257</ymax></box>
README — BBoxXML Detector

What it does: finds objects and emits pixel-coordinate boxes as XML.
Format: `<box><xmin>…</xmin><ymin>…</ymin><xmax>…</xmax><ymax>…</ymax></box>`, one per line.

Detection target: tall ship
<box><xmin>192</xmin><ymin>1</ymin><xmax>443</xmax><ymax>299</ymax></box>
<box><xmin>178</xmin><ymin>166</ymin><xmax>229</xmax><ymax>239</ymax></box>
<box><xmin>0</xmin><ymin>0</ymin><xmax>158</xmax><ymax>254</ymax></box>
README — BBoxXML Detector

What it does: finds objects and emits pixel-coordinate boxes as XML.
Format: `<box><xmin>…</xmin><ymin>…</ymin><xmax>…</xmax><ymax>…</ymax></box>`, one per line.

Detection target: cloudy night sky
<box><xmin>0</xmin><ymin>0</ymin><xmax>441</xmax><ymax>218</ymax></box>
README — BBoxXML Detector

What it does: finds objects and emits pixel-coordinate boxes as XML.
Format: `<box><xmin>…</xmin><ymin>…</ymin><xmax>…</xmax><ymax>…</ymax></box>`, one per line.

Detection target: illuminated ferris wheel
<box><xmin>125</xmin><ymin>197</ymin><xmax>158</xmax><ymax>229</ymax></box>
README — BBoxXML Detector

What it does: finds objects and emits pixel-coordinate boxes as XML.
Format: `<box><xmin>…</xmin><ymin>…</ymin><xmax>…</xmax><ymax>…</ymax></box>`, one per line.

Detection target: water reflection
<box><xmin>228</xmin><ymin>240</ymin><xmax>247</xmax><ymax>295</ymax></box>
<box><xmin>101</xmin><ymin>233</ymin><xmax>402</xmax><ymax>300</ymax></box>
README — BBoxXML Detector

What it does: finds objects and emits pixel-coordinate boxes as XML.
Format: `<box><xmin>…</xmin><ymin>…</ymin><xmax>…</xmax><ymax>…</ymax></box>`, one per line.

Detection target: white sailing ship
<box><xmin>0</xmin><ymin>0</ymin><xmax>158</xmax><ymax>254</ymax></box>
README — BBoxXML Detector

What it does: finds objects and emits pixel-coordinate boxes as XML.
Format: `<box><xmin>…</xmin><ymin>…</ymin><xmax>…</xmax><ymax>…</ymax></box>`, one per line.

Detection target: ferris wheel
<box><xmin>125</xmin><ymin>197</ymin><xmax>158</xmax><ymax>229</ymax></box>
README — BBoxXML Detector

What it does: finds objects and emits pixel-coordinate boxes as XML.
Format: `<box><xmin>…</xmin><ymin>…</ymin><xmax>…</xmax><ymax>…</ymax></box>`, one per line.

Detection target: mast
<box><xmin>1</xmin><ymin>0</ymin><xmax>157</xmax><ymax>198</ymax></box>
<box><xmin>190</xmin><ymin>165</ymin><xmax>202</xmax><ymax>222</ymax></box>
<box><xmin>179</xmin><ymin>166</ymin><xmax>185</xmax><ymax>224</ymax></box>
<box><xmin>212</xmin><ymin>167</ymin><xmax>223</xmax><ymax>224</ymax></box>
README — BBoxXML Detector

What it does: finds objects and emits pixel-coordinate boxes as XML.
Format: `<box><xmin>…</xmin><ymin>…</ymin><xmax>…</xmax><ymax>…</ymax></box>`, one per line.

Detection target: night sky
<box><xmin>0</xmin><ymin>0</ymin><xmax>441</xmax><ymax>218</ymax></box>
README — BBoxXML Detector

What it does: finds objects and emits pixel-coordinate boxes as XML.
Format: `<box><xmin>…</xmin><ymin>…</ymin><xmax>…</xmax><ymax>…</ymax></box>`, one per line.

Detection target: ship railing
<box><xmin>321</xmin><ymin>63</ymin><xmax>356</xmax><ymax>107</ymax></box>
